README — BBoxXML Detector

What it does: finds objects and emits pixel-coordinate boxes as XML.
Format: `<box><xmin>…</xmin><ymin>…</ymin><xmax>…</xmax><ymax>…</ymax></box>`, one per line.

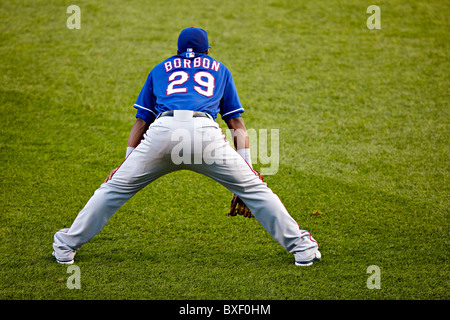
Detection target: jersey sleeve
<box><xmin>134</xmin><ymin>72</ymin><xmax>158</xmax><ymax>124</ymax></box>
<box><xmin>219</xmin><ymin>70</ymin><xmax>245</xmax><ymax>122</ymax></box>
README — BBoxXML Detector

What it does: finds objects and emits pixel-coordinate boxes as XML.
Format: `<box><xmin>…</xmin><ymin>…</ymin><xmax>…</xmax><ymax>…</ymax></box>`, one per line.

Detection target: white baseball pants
<box><xmin>53</xmin><ymin>110</ymin><xmax>318</xmax><ymax>262</ymax></box>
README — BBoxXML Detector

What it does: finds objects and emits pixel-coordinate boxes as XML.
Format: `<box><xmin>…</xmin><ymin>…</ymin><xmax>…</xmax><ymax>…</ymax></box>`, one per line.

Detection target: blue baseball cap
<box><xmin>177</xmin><ymin>27</ymin><xmax>211</xmax><ymax>54</ymax></box>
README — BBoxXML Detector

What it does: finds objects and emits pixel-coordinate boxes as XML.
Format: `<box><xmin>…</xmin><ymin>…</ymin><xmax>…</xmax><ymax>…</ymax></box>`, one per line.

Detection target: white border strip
<box><xmin>222</xmin><ymin>108</ymin><xmax>244</xmax><ymax>118</ymax></box>
<box><xmin>134</xmin><ymin>104</ymin><xmax>157</xmax><ymax>116</ymax></box>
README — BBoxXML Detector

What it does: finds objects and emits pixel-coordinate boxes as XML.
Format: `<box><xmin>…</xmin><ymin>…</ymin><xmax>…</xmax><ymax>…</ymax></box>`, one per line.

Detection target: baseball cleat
<box><xmin>52</xmin><ymin>251</ymin><xmax>74</xmax><ymax>265</ymax></box>
<box><xmin>294</xmin><ymin>250</ymin><xmax>321</xmax><ymax>267</ymax></box>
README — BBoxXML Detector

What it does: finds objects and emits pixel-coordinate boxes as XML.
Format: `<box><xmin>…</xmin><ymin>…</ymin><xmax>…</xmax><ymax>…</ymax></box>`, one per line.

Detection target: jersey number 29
<box><xmin>166</xmin><ymin>71</ymin><xmax>215</xmax><ymax>97</ymax></box>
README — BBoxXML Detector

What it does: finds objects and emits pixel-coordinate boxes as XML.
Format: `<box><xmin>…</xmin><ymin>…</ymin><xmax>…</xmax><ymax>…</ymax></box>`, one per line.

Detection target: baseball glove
<box><xmin>228</xmin><ymin>171</ymin><xmax>263</xmax><ymax>218</ymax></box>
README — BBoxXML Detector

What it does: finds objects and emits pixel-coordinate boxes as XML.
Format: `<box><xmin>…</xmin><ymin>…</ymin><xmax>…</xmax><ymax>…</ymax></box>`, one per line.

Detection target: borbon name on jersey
<box><xmin>134</xmin><ymin>53</ymin><xmax>244</xmax><ymax>124</ymax></box>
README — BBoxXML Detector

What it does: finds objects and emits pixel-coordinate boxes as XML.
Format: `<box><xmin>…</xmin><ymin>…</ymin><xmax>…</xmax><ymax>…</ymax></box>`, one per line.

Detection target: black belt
<box><xmin>156</xmin><ymin>110</ymin><xmax>211</xmax><ymax>119</ymax></box>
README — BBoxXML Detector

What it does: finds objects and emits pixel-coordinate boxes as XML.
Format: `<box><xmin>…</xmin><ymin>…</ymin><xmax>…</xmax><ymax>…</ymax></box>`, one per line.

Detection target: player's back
<box><xmin>150</xmin><ymin>53</ymin><xmax>231</xmax><ymax>114</ymax></box>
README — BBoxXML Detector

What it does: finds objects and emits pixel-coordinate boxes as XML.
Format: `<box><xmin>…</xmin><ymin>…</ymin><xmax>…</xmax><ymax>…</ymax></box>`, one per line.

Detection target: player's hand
<box><xmin>228</xmin><ymin>171</ymin><xmax>263</xmax><ymax>218</ymax></box>
<box><xmin>228</xmin><ymin>194</ymin><xmax>254</xmax><ymax>218</ymax></box>
<box><xmin>104</xmin><ymin>167</ymin><xmax>119</xmax><ymax>183</ymax></box>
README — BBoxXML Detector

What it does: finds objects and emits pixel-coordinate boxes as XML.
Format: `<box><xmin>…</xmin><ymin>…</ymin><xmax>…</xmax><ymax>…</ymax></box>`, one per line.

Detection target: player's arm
<box><xmin>104</xmin><ymin>117</ymin><xmax>150</xmax><ymax>183</ymax></box>
<box><xmin>127</xmin><ymin>117</ymin><xmax>150</xmax><ymax>149</ymax></box>
<box><xmin>226</xmin><ymin>116</ymin><xmax>263</xmax><ymax>218</ymax></box>
<box><xmin>226</xmin><ymin>116</ymin><xmax>252</xmax><ymax>167</ymax></box>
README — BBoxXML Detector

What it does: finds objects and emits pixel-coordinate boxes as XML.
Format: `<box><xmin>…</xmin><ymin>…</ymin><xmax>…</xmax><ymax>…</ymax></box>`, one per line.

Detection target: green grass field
<box><xmin>0</xmin><ymin>0</ymin><xmax>448</xmax><ymax>301</ymax></box>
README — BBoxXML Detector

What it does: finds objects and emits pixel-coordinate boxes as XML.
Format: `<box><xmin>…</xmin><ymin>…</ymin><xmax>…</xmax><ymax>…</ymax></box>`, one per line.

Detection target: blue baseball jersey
<box><xmin>133</xmin><ymin>53</ymin><xmax>244</xmax><ymax>124</ymax></box>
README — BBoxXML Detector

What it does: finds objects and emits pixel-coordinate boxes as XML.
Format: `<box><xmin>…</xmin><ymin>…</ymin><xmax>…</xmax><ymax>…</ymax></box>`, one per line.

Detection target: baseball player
<box><xmin>52</xmin><ymin>27</ymin><xmax>321</xmax><ymax>267</ymax></box>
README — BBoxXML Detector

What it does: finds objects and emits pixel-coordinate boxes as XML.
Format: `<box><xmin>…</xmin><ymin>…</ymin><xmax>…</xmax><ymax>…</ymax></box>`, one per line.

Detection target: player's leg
<box><xmin>53</xmin><ymin>123</ymin><xmax>179</xmax><ymax>263</ymax></box>
<box><xmin>53</xmin><ymin>180</ymin><xmax>138</xmax><ymax>263</ymax></box>
<box><xmin>191</xmin><ymin>124</ymin><xmax>319</xmax><ymax>262</ymax></box>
